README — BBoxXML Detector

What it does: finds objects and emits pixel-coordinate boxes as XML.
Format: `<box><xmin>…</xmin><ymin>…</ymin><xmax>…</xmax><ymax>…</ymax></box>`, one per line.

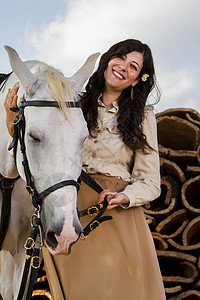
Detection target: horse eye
<box><xmin>28</xmin><ymin>133</ymin><xmax>41</xmax><ymax>142</ymax></box>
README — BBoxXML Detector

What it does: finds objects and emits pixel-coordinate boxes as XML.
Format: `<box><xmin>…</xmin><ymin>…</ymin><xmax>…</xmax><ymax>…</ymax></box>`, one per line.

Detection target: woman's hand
<box><xmin>98</xmin><ymin>189</ymin><xmax>130</xmax><ymax>210</ymax></box>
<box><xmin>4</xmin><ymin>82</ymin><xmax>20</xmax><ymax>137</ymax></box>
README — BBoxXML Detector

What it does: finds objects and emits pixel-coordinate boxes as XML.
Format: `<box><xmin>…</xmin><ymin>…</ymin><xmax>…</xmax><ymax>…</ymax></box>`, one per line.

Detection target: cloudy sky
<box><xmin>0</xmin><ymin>0</ymin><xmax>199</xmax><ymax>113</ymax></box>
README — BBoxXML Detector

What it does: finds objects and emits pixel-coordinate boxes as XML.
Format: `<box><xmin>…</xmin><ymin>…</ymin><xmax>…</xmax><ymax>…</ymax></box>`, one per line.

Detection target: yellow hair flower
<box><xmin>141</xmin><ymin>74</ymin><xmax>149</xmax><ymax>82</ymax></box>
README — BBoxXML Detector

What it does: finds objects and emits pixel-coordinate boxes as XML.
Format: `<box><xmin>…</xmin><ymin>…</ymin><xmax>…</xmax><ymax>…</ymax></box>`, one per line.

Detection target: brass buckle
<box><xmin>31</xmin><ymin>256</ymin><xmax>41</xmax><ymax>269</ymax></box>
<box><xmin>89</xmin><ymin>220</ymin><xmax>100</xmax><ymax>231</ymax></box>
<box><xmin>24</xmin><ymin>237</ymin><xmax>34</xmax><ymax>250</ymax></box>
<box><xmin>13</xmin><ymin>113</ymin><xmax>23</xmax><ymax>125</ymax></box>
<box><xmin>87</xmin><ymin>203</ymin><xmax>103</xmax><ymax>216</ymax></box>
<box><xmin>87</xmin><ymin>206</ymin><xmax>98</xmax><ymax>216</ymax></box>
<box><xmin>26</xmin><ymin>186</ymin><xmax>35</xmax><ymax>197</ymax></box>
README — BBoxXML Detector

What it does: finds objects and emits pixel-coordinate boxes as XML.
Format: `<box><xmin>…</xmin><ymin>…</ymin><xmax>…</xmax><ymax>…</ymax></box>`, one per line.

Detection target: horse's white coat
<box><xmin>0</xmin><ymin>46</ymin><xmax>99</xmax><ymax>299</ymax></box>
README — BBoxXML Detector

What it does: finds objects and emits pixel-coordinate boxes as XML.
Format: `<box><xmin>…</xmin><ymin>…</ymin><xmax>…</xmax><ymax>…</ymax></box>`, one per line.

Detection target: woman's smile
<box><xmin>112</xmin><ymin>69</ymin><xmax>125</xmax><ymax>80</ymax></box>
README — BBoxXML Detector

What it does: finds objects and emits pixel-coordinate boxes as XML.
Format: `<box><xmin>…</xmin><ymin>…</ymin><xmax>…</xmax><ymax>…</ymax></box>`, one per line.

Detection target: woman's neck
<box><xmin>101</xmin><ymin>90</ymin><xmax>121</xmax><ymax>108</ymax></box>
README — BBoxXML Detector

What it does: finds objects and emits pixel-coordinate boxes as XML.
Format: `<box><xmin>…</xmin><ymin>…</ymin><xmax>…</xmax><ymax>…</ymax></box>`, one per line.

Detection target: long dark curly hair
<box><xmin>80</xmin><ymin>39</ymin><xmax>160</xmax><ymax>152</ymax></box>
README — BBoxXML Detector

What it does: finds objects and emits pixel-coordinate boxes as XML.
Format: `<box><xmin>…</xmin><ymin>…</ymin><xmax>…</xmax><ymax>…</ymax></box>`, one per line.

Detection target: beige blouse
<box><xmin>83</xmin><ymin>99</ymin><xmax>161</xmax><ymax>207</ymax></box>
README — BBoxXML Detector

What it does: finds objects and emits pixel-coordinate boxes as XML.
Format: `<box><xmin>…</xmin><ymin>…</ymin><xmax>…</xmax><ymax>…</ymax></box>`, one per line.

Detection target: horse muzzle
<box><xmin>45</xmin><ymin>221</ymin><xmax>82</xmax><ymax>255</ymax></box>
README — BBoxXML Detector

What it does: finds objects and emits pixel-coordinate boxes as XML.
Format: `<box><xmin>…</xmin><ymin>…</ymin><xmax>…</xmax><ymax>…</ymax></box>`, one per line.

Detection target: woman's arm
<box><xmin>98</xmin><ymin>106</ymin><xmax>160</xmax><ymax>209</ymax></box>
<box><xmin>121</xmin><ymin>106</ymin><xmax>161</xmax><ymax>207</ymax></box>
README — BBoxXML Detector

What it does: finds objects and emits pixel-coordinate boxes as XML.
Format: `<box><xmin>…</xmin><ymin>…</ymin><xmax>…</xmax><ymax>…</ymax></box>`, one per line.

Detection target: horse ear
<box><xmin>4</xmin><ymin>46</ymin><xmax>38</xmax><ymax>93</ymax></box>
<box><xmin>68</xmin><ymin>52</ymin><xmax>100</xmax><ymax>99</ymax></box>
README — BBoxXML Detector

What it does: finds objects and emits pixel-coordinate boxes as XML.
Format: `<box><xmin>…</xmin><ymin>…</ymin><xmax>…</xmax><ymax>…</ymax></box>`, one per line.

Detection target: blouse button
<box><xmin>89</xmin><ymin>167</ymin><xmax>94</xmax><ymax>172</ymax></box>
<box><xmin>94</xmin><ymin>140</ymin><xmax>98</xmax><ymax>144</ymax></box>
<box><xmin>103</xmin><ymin>118</ymin><xmax>107</xmax><ymax>123</ymax></box>
<box><xmin>92</xmin><ymin>153</ymin><xmax>96</xmax><ymax>158</ymax></box>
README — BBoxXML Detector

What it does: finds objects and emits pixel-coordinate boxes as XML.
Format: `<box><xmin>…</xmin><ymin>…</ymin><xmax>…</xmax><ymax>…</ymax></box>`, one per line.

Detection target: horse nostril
<box><xmin>46</xmin><ymin>230</ymin><xmax>58</xmax><ymax>250</ymax></box>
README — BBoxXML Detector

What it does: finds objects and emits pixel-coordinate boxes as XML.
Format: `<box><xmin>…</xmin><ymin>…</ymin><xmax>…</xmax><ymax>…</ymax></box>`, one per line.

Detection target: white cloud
<box><xmin>22</xmin><ymin>0</ymin><xmax>200</xmax><ymax>112</ymax></box>
<box><xmin>160</xmin><ymin>69</ymin><xmax>195</xmax><ymax>99</ymax></box>
<box><xmin>155</xmin><ymin>69</ymin><xmax>198</xmax><ymax>112</ymax></box>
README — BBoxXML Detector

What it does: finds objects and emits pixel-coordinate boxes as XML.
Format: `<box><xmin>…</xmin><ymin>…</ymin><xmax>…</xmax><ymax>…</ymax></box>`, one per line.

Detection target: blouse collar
<box><xmin>97</xmin><ymin>95</ymin><xmax>119</xmax><ymax>113</ymax></box>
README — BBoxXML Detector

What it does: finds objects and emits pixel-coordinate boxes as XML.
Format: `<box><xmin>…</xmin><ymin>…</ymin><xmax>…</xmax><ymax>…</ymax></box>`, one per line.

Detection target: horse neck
<box><xmin>0</xmin><ymin>73</ymin><xmax>20</xmax><ymax>178</ymax></box>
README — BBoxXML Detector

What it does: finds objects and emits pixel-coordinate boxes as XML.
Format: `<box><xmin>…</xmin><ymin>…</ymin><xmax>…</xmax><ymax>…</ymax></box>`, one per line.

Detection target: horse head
<box><xmin>3</xmin><ymin>46</ymin><xmax>99</xmax><ymax>255</ymax></box>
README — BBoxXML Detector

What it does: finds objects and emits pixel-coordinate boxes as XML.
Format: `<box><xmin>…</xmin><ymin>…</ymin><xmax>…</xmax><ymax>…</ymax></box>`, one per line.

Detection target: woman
<box><xmin>4</xmin><ymin>39</ymin><xmax>166</xmax><ymax>300</ymax></box>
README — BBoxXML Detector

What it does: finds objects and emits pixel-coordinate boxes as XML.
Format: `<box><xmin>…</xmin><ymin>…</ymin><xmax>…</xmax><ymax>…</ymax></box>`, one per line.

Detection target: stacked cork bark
<box><xmin>144</xmin><ymin>108</ymin><xmax>200</xmax><ymax>300</ymax></box>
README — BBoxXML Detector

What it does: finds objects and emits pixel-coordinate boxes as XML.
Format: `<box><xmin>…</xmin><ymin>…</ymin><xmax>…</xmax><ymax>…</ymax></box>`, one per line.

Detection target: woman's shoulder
<box><xmin>142</xmin><ymin>105</ymin><xmax>156</xmax><ymax>127</ymax></box>
<box><xmin>144</xmin><ymin>105</ymin><xmax>154</xmax><ymax>113</ymax></box>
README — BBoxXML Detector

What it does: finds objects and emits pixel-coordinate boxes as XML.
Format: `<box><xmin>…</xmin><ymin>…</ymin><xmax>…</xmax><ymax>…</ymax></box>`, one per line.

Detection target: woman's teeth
<box><xmin>113</xmin><ymin>70</ymin><xmax>124</xmax><ymax>79</ymax></box>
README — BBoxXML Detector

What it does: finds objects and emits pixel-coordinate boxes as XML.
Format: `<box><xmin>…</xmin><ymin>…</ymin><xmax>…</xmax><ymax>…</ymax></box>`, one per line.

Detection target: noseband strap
<box><xmin>37</xmin><ymin>180</ymin><xmax>79</xmax><ymax>201</ymax></box>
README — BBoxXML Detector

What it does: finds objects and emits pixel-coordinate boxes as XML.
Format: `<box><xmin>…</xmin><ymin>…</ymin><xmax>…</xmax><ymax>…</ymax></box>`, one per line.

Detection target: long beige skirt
<box><xmin>43</xmin><ymin>174</ymin><xmax>166</xmax><ymax>300</ymax></box>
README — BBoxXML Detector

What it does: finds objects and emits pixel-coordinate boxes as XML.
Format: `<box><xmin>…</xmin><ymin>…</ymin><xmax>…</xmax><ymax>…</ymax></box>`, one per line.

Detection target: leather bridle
<box><xmin>9</xmin><ymin>95</ymin><xmax>81</xmax><ymax>210</ymax></box>
<box><xmin>8</xmin><ymin>95</ymin><xmax>112</xmax><ymax>239</ymax></box>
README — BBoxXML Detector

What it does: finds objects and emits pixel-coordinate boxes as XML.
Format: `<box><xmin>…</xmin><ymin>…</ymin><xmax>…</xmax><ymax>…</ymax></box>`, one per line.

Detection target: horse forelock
<box><xmin>26</xmin><ymin>60</ymin><xmax>74</xmax><ymax>120</ymax></box>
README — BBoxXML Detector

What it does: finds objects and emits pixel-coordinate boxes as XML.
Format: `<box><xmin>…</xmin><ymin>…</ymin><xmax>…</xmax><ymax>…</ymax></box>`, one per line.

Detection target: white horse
<box><xmin>0</xmin><ymin>46</ymin><xmax>99</xmax><ymax>299</ymax></box>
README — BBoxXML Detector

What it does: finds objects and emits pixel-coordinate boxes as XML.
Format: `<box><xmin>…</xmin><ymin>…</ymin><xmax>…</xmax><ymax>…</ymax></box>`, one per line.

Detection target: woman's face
<box><xmin>104</xmin><ymin>51</ymin><xmax>143</xmax><ymax>93</ymax></box>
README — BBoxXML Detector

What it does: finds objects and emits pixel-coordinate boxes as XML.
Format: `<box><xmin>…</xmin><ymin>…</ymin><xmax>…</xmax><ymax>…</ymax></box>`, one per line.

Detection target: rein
<box><xmin>0</xmin><ymin>174</ymin><xmax>20</xmax><ymax>250</ymax></box>
<box><xmin>78</xmin><ymin>169</ymin><xmax>112</xmax><ymax>238</ymax></box>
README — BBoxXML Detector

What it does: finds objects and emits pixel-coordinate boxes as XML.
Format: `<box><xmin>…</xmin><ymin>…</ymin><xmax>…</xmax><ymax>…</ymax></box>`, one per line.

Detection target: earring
<box><xmin>131</xmin><ymin>86</ymin><xmax>134</xmax><ymax>100</ymax></box>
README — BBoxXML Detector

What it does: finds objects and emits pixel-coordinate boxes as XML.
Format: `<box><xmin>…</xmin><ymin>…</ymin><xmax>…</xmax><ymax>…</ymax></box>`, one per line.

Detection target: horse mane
<box><xmin>27</xmin><ymin>60</ymin><xmax>74</xmax><ymax>120</ymax></box>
